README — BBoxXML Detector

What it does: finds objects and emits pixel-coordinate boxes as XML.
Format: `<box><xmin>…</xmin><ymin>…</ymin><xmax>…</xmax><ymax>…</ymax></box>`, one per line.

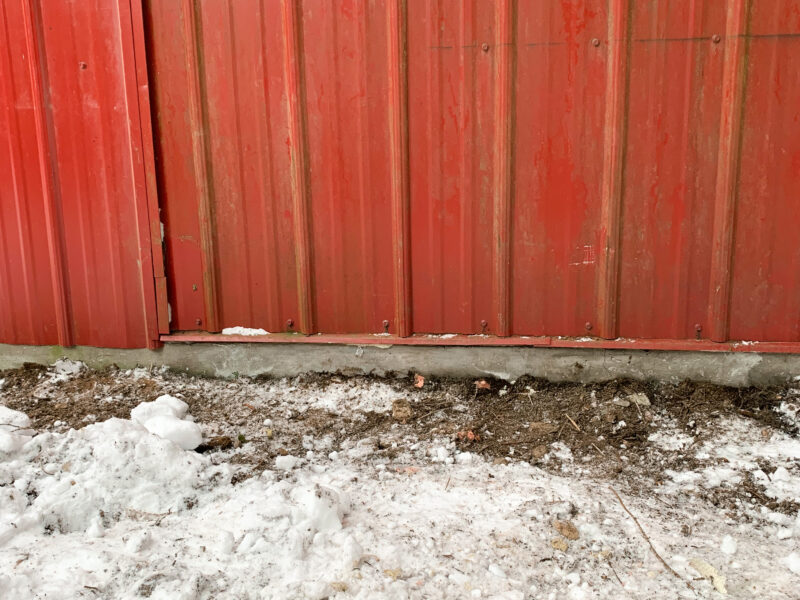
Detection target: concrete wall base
<box><xmin>3</xmin><ymin>343</ymin><xmax>800</xmax><ymax>387</ymax></box>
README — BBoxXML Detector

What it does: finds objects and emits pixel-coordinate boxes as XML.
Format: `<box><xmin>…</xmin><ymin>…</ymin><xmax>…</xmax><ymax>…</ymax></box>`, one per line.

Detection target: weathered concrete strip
<box><xmin>2</xmin><ymin>343</ymin><xmax>799</xmax><ymax>387</ymax></box>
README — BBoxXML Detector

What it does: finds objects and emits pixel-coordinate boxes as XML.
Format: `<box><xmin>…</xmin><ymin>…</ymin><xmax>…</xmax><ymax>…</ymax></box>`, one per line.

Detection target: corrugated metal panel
<box><xmin>0</xmin><ymin>0</ymin><xmax>162</xmax><ymax>349</ymax></box>
<box><xmin>511</xmin><ymin>0</ymin><xmax>608</xmax><ymax>337</ymax></box>
<box><xmin>144</xmin><ymin>0</ymin><xmax>800</xmax><ymax>346</ymax></box>
<box><xmin>728</xmin><ymin>0</ymin><xmax>800</xmax><ymax>342</ymax></box>
<box><xmin>0</xmin><ymin>0</ymin><xmax>60</xmax><ymax>346</ymax></box>
<box><xmin>618</xmin><ymin>1</ymin><xmax>725</xmax><ymax>340</ymax></box>
<box><xmin>4</xmin><ymin>1</ymin><xmax>800</xmax><ymax>351</ymax></box>
<box><xmin>407</xmin><ymin>1</ymin><xmax>498</xmax><ymax>335</ymax></box>
<box><xmin>147</xmin><ymin>0</ymin><xmax>400</xmax><ymax>335</ymax></box>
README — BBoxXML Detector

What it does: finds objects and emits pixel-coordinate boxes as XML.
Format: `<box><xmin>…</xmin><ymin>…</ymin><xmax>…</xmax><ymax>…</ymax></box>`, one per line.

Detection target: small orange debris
<box><xmin>474</xmin><ymin>379</ymin><xmax>491</xmax><ymax>390</ymax></box>
<box><xmin>456</xmin><ymin>430</ymin><xmax>481</xmax><ymax>442</ymax></box>
<box><xmin>414</xmin><ymin>374</ymin><xmax>425</xmax><ymax>388</ymax></box>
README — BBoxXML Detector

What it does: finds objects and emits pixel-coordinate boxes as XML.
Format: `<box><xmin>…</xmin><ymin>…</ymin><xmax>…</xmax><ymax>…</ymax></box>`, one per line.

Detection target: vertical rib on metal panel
<box><xmin>282</xmin><ymin>0</ymin><xmax>315</xmax><ymax>335</ymax></box>
<box><xmin>596</xmin><ymin>0</ymin><xmax>631</xmax><ymax>340</ymax></box>
<box><xmin>708</xmin><ymin>0</ymin><xmax>750</xmax><ymax>343</ymax></box>
<box><xmin>388</xmin><ymin>0</ymin><xmax>412</xmax><ymax>337</ymax></box>
<box><xmin>182</xmin><ymin>0</ymin><xmax>219</xmax><ymax>332</ymax></box>
<box><xmin>492</xmin><ymin>0</ymin><xmax>514</xmax><ymax>337</ymax></box>
<box><xmin>22</xmin><ymin>0</ymin><xmax>73</xmax><ymax>347</ymax></box>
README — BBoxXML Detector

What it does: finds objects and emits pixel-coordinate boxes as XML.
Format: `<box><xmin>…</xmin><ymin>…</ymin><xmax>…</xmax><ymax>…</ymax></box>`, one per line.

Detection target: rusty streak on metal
<box><xmin>388</xmin><ymin>0</ymin><xmax>412</xmax><ymax>337</ymax></box>
<box><xmin>708</xmin><ymin>0</ymin><xmax>750</xmax><ymax>343</ymax></box>
<box><xmin>182</xmin><ymin>0</ymin><xmax>220</xmax><ymax>332</ymax></box>
<box><xmin>282</xmin><ymin>0</ymin><xmax>315</xmax><ymax>335</ymax></box>
<box><xmin>492</xmin><ymin>0</ymin><xmax>515</xmax><ymax>337</ymax></box>
<box><xmin>22</xmin><ymin>0</ymin><xmax>73</xmax><ymax>347</ymax></box>
<box><xmin>596</xmin><ymin>0</ymin><xmax>631</xmax><ymax>340</ymax></box>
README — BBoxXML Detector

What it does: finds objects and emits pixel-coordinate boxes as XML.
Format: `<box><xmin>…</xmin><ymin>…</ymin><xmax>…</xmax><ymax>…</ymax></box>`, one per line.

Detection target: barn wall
<box><xmin>3</xmin><ymin>1</ymin><xmax>800</xmax><ymax>350</ymax></box>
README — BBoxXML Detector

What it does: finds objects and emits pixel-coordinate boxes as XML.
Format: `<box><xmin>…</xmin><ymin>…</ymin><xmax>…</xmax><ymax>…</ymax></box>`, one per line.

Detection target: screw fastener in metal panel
<box><xmin>286</xmin><ymin>319</ymin><xmax>294</xmax><ymax>329</ymax></box>
<box><xmin>712</xmin><ymin>35</ymin><xmax>721</xmax><ymax>44</ymax></box>
<box><xmin>481</xmin><ymin>43</ymin><xmax>489</xmax><ymax>52</ymax></box>
<box><xmin>480</xmin><ymin>320</ymin><xmax>488</xmax><ymax>334</ymax></box>
<box><xmin>585</xmin><ymin>322</ymin><xmax>593</xmax><ymax>331</ymax></box>
<box><xmin>591</xmin><ymin>38</ymin><xmax>600</xmax><ymax>47</ymax></box>
<box><xmin>382</xmin><ymin>320</ymin><xmax>390</xmax><ymax>333</ymax></box>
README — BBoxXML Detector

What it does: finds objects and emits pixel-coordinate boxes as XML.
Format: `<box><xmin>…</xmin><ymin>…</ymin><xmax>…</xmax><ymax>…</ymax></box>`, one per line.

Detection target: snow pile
<box><xmin>0</xmin><ymin>406</ymin><xmax>34</xmax><ymax>454</ymax></box>
<box><xmin>0</xmin><ymin>417</ymin><xmax>223</xmax><ymax>541</ymax></box>
<box><xmin>0</xmin><ymin>403</ymin><xmax>365</xmax><ymax>599</ymax></box>
<box><xmin>222</xmin><ymin>326</ymin><xmax>269</xmax><ymax>336</ymax></box>
<box><xmin>130</xmin><ymin>394</ymin><xmax>202</xmax><ymax>450</ymax></box>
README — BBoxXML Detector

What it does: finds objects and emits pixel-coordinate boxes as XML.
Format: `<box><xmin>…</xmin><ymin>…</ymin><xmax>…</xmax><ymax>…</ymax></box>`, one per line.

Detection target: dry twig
<box><xmin>606</xmin><ymin>557</ymin><xmax>625</xmax><ymax>589</ymax></box>
<box><xmin>610</xmin><ymin>487</ymin><xmax>693</xmax><ymax>592</ymax></box>
<box><xmin>565</xmin><ymin>414</ymin><xmax>581</xmax><ymax>432</ymax></box>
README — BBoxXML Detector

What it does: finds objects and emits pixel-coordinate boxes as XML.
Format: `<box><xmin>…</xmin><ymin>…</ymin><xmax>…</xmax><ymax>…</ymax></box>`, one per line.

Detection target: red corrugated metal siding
<box><xmin>729</xmin><ymin>1</ymin><xmax>800</xmax><ymax>342</ymax></box>
<box><xmin>0</xmin><ymin>0</ymin><xmax>162</xmax><ymax>349</ymax></box>
<box><xmin>618</xmin><ymin>1</ymin><xmax>725</xmax><ymax>340</ymax></box>
<box><xmin>510</xmin><ymin>0</ymin><xmax>608</xmax><ymax>337</ymax></box>
<box><xmin>3</xmin><ymin>1</ymin><xmax>800</xmax><ymax>351</ymax></box>
<box><xmin>0</xmin><ymin>0</ymin><xmax>60</xmax><ymax>346</ymax></box>
<box><xmin>144</xmin><ymin>0</ymin><xmax>800</xmax><ymax>344</ymax></box>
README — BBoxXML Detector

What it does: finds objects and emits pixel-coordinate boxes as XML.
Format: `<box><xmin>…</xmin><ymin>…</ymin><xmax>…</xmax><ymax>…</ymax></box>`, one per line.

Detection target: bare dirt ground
<box><xmin>1</xmin><ymin>362</ymin><xmax>799</xmax><ymax>599</ymax></box>
<box><xmin>4</xmin><ymin>363</ymin><xmax>796</xmax><ymax>515</ymax></box>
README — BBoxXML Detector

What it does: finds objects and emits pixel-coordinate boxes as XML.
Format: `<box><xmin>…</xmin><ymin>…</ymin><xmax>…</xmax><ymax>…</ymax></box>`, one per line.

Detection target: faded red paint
<box><xmin>0</xmin><ymin>0</ymin><xmax>161</xmax><ymax>349</ymax></box>
<box><xmin>2</xmin><ymin>1</ymin><xmax>800</xmax><ymax>351</ymax></box>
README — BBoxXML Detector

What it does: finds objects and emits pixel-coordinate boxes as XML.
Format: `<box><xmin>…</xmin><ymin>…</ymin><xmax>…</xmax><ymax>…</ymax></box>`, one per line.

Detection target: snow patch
<box><xmin>222</xmin><ymin>326</ymin><xmax>269</xmax><ymax>336</ymax></box>
<box><xmin>0</xmin><ymin>406</ymin><xmax>34</xmax><ymax>454</ymax></box>
<box><xmin>50</xmin><ymin>359</ymin><xmax>84</xmax><ymax>382</ymax></box>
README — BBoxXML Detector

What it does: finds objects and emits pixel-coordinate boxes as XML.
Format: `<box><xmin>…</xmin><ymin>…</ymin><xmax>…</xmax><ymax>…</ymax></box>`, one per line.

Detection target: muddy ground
<box><xmin>2</xmin><ymin>362</ymin><xmax>798</xmax><ymax>520</ymax></box>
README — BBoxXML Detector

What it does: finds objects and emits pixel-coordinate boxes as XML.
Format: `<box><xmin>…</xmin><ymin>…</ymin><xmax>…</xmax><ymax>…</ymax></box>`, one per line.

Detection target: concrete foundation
<box><xmin>2</xmin><ymin>342</ymin><xmax>800</xmax><ymax>387</ymax></box>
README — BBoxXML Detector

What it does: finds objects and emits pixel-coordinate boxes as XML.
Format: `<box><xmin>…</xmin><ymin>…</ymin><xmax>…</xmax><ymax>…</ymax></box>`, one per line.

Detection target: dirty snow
<box><xmin>0</xmin><ymin>364</ymin><xmax>799</xmax><ymax>599</ymax></box>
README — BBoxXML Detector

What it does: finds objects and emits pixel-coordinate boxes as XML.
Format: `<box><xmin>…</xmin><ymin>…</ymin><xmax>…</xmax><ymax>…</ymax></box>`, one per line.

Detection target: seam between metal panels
<box><xmin>596</xmin><ymin>0</ymin><xmax>632</xmax><ymax>340</ymax></box>
<box><xmin>23</xmin><ymin>0</ymin><xmax>74</xmax><ymax>347</ymax></box>
<box><xmin>122</xmin><ymin>0</ymin><xmax>164</xmax><ymax>348</ymax></box>
<box><xmin>182</xmin><ymin>0</ymin><xmax>220</xmax><ymax>332</ymax></box>
<box><xmin>388</xmin><ymin>0</ymin><xmax>412</xmax><ymax>337</ymax></box>
<box><xmin>129</xmin><ymin>0</ymin><xmax>170</xmax><ymax>337</ymax></box>
<box><xmin>492</xmin><ymin>0</ymin><xmax>515</xmax><ymax>337</ymax></box>
<box><xmin>282</xmin><ymin>0</ymin><xmax>316</xmax><ymax>335</ymax></box>
<box><xmin>708</xmin><ymin>0</ymin><xmax>751</xmax><ymax>342</ymax></box>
